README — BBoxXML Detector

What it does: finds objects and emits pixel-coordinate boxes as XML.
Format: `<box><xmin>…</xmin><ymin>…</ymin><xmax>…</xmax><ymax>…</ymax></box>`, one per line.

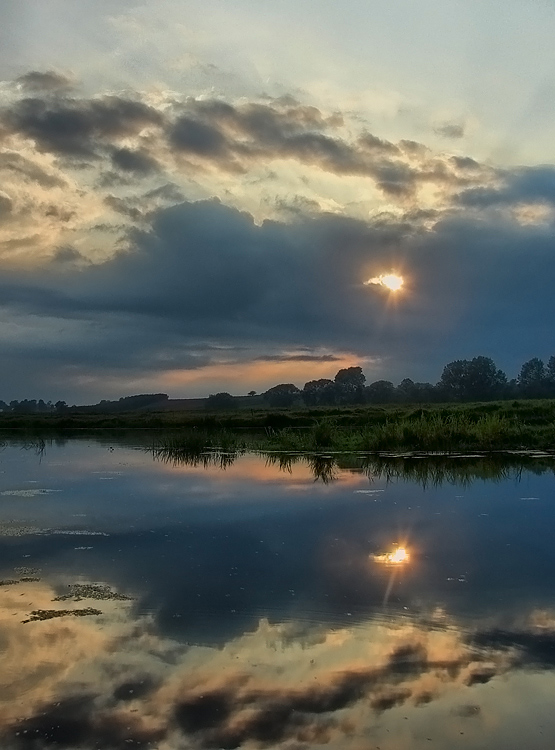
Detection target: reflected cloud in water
<box><xmin>2</xmin><ymin>577</ymin><xmax>555</xmax><ymax>749</ymax></box>
<box><xmin>1</xmin><ymin>439</ymin><xmax>555</xmax><ymax>747</ymax></box>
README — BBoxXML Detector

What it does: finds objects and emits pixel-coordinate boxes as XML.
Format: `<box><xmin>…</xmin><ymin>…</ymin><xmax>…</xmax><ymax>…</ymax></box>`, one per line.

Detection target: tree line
<box><xmin>252</xmin><ymin>355</ymin><xmax>555</xmax><ymax>408</ymax></box>
<box><xmin>0</xmin><ymin>393</ymin><xmax>169</xmax><ymax>414</ymax></box>
<box><xmin>0</xmin><ymin>399</ymin><xmax>69</xmax><ymax>414</ymax></box>
<box><xmin>4</xmin><ymin>357</ymin><xmax>555</xmax><ymax>414</ymax></box>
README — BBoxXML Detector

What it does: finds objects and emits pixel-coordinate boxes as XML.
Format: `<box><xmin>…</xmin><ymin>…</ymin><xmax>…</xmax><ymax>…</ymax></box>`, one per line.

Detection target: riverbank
<box><xmin>2</xmin><ymin>399</ymin><xmax>555</xmax><ymax>453</ymax></box>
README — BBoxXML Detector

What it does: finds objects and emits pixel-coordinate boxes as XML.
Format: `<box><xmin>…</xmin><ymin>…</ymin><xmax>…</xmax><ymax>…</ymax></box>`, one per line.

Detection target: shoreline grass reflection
<box><xmin>151</xmin><ymin>445</ymin><xmax>555</xmax><ymax>487</ymax></box>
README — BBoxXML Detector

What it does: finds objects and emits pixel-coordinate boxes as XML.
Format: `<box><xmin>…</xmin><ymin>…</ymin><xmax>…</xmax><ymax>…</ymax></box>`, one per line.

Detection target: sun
<box><xmin>364</xmin><ymin>272</ymin><xmax>404</xmax><ymax>292</ymax></box>
<box><xmin>381</xmin><ymin>273</ymin><xmax>404</xmax><ymax>291</ymax></box>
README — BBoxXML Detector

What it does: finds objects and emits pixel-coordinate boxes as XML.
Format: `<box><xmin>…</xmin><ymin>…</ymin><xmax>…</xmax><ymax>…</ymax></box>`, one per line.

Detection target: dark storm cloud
<box><xmin>451</xmin><ymin>155</ymin><xmax>481</xmax><ymax>170</ymax></box>
<box><xmin>110</xmin><ymin>147</ymin><xmax>160</xmax><ymax>174</ymax></box>
<box><xmin>104</xmin><ymin>194</ymin><xmax>145</xmax><ymax>221</ymax></box>
<box><xmin>257</xmin><ymin>354</ymin><xmax>342</xmax><ymax>363</ymax></box>
<box><xmin>143</xmin><ymin>182</ymin><xmax>185</xmax><ymax>203</ymax></box>
<box><xmin>68</xmin><ymin>199</ymin><xmax>415</xmax><ymax>343</ymax></box>
<box><xmin>2</xmin><ymin>75</ymin><xmax>555</xmax><ymax>398</ymax></box>
<box><xmin>3</xmin><ymin>94</ymin><xmax>163</xmax><ymax>159</ymax></box>
<box><xmin>16</xmin><ymin>70</ymin><xmax>75</xmax><ymax>93</ymax></box>
<box><xmin>358</xmin><ymin>131</ymin><xmax>401</xmax><ymax>155</ymax></box>
<box><xmin>169</xmin><ymin>115</ymin><xmax>230</xmax><ymax>157</ymax></box>
<box><xmin>457</xmin><ymin>164</ymin><xmax>555</xmax><ymax>208</ymax></box>
<box><xmin>3</xmin><ymin>192</ymin><xmax>555</xmax><ymax>399</ymax></box>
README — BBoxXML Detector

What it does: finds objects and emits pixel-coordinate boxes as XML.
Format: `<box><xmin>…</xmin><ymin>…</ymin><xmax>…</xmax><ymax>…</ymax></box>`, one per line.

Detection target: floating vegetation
<box><xmin>0</xmin><ymin>523</ymin><xmax>109</xmax><ymax>537</ymax></box>
<box><xmin>0</xmin><ymin>523</ymin><xmax>40</xmax><ymax>536</ymax></box>
<box><xmin>45</xmin><ymin>530</ymin><xmax>109</xmax><ymax>536</ymax></box>
<box><xmin>14</xmin><ymin>566</ymin><xmax>40</xmax><ymax>575</ymax></box>
<box><xmin>0</xmin><ymin>488</ymin><xmax>61</xmax><ymax>497</ymax></box>
<box><xmin>53</xmin><ymin>584</ymin><xmax>134</xmax><ymax>602</ymax></box>
<box><xmin>22</xmin><ymin>608</ymin><xmax>102</xmax><ymax>624</ymax></box>
<box><xmin>0</xmin><ymin>576</ymin><xmax>40</xmax><ymax>586</ymax></box>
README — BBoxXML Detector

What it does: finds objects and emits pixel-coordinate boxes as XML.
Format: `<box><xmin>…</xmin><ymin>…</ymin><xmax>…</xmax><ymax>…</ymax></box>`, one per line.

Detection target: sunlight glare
<box><xmin>372</xmin><ymin>546</ymin><xmax>410</xmax><ymax>565</ymax></box>
<box><xmin>364</xmin><ymin>273</ymin><xmax>404</xmax><ymax>292</ymax></box>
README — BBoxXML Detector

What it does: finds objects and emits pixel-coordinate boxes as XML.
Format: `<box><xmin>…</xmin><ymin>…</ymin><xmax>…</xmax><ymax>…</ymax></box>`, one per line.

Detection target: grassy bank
<box><xmin>154</xmin><ymin>404</ymin><xmax>555</xmax><ymax>454</ymax></box>
<box><xmin>2</xmin><ymin>399</ymin><xmax>555</xmax><ymax>452</ymax></box>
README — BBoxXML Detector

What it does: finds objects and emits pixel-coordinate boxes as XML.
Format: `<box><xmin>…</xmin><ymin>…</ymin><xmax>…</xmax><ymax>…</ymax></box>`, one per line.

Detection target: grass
<box><xmin>2</xmin><ymin>399</ymin><xmax>555</xmax><ymax>453</ymax></box>
<box><xmin>254</xmin><ymin>412</ymin><xmax>555</xmax><ymax>453</ymax></box>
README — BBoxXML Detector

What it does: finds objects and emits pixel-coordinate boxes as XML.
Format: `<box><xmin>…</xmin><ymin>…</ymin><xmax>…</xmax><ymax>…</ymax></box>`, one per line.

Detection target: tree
<box><xmin>438</xmin><ymin>357</ymin><xmax>507</xmax><ymax>401</ymax></box>
<box><xmin>518</xmin><ymin>358</ymin><xmax>547</xmax><ymax>398</ymax></box>
<box><xmin>396</xmin><ymin>378</ymin><xmax>416</xmax><ymax>403</ymax></box>
<box><xmin>247</xmin><ymin>390</ymin><xmax>257</xmax><ymax>397</ymax></box>
<box><xmin>334</xmin><ymin>366</ymin><xmax>366</xmax><ymax>404</ymax></box>
<box><xmin>396</xmin><ymin>378</ymin><xmax>438</xmax><ymax>403</ymax></box>
<box><xmin>206</xmin><ymin>392</ymin><xmax>236</xmax><ymax>410</ymax></box>
<box><xmin>366</xmin><ymin>380</ymin><xmax>396</xmax><ymax>404</ymax></box>
<box><xmin>545</xmin><ymin>356</ymin><xmax>555</xmax><ymax>396</ymax></box>
<box><xmin>263</xmin><ymin>383</ymin><xmax>301</xmax><ymax>408</ymax></box>
<box><xmin>302</xmin><ymin>379</ymin><xmax>337</xmax><ymax>406</ymax></box>
<box><xmin>10</xmin><ymin>399</ymin><xmax>38</xmax><ymax>413</ymax></box>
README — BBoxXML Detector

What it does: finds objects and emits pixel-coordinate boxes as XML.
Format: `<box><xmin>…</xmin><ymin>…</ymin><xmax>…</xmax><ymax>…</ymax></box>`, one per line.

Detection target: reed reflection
<box><xmin>1</xmin><ymin>440</ymin><xmax>555</xmax><ymax>748</ymax></box>
<box><xmin>152</xmin><ymin>445</ymin><xmax>555</xmax><ymax>487</ymax></box>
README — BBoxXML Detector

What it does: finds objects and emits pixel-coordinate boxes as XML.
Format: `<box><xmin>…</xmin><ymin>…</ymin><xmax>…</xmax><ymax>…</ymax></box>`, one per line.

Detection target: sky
<box><xmin>2</xmin><ymin>0</ymin><xmax>555</xmax><ymax>402</ymax></box>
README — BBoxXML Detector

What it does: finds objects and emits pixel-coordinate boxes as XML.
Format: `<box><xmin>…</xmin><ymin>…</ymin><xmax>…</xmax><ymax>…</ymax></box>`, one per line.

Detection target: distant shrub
<box><xmin>206</xmin><ymin>392</ymin><xmax>237</xmax><ymax>411</ymax></box>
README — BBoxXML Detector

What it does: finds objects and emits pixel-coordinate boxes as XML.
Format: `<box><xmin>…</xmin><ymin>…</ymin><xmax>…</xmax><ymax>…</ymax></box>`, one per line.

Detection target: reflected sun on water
<box><xmin>1</xmin><ymin>440</ymin><xmax>555</xmax><ymax>749</ymax></box>
<box><xmin>372</xmin><ymin>545</ymin><xmax>411</xmax><ymax>565</ymax></box>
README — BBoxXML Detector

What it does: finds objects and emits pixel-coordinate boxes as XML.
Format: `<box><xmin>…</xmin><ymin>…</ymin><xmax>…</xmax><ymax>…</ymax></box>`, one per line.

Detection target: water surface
<box><xmin>1</xmin><ymin>438</ymin><xmax>555</xmax><ymax>749</ymax></box>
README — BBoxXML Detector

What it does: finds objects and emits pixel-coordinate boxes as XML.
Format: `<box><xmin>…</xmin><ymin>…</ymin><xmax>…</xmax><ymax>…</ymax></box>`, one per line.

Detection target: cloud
<box><xmin>0</xmin><ymin>79</ymin><xmax>484</xmax><ymax>209</ymax></box>
<box><xmin>16</xmin><ymin>70</ymin><xmax>75</xmax><ymax>94</ymax></box>
<box><xmin>164</xmin><ymin>98</ymin><xmax>468</xmax><ymax>198</ymax></box>
<box><xmin>0</xmin><ymin>151</ymin><xmax>66</xmax><ymax>188</ymax></box>
<box><xmin>0</xmin><ymin>71</ymin><xmax>554</xmax><ymax>400</ymax></box>
<box><xmin>458</xmin><ymin>164</ymin><xmax>555</xmax><ymax>209</ymax></box>
<box><xmin>435</xmin><ymin>122</ymin><xmax>465</xmax><ymax>139</ymax></box>
<box><xmin>0</xmin><ymin>577</ymin><xmax>533</xmax><ymax>750</ymax></box>
<box><xmin>3</xmin><ymin>94</ymin><xmax>164</xmax><ymax>159</ymax></box>
<box><xmin>0</xmin><ymin>190</ymin><xmax>13</xmax><ymax>218</ymax></box>
<box><xmin>109</xmin><ymin>146</ymin><xmax>160</xmax><ymax>174</ymax></box>
<box><xmin>4</xmin><ymin>571</ymin><xmax>555</xmax><ymax>750</ymax></box>
<box><xmin>1</xmin><ymin>190</ymin><xmax>555</xmax><ymax>400</ymax></box>
<box><xmin>256</xmin><ymin>353</ymin><xmax>342</xmax><ymax>363</ymax></box>
<box><xmin>469</xmin><ymin>628</ymin><xmax>555</xmax><ymax>669</ymax></box>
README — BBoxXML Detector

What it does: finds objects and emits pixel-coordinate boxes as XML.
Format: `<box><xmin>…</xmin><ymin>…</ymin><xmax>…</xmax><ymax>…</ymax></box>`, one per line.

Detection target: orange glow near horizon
<box><xmin>155</xmin><ymin>354</ymin><xmax>374</xmax><ymax>396</ymax></box>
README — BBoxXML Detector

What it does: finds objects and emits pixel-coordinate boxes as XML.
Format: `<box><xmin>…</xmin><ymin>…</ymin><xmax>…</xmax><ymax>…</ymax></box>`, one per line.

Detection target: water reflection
<box><xmin>1</xmin><ymin>439</ymin><xmax>555</xmax><ymax>748</ymax></box>
<box><xmin>2</xmin><ymin>577</ymin><xmax>555</xmax><ymax>749</ymax></box>
<box><xmin>153</xmin><ymin>443</ymin><xmax>555</xmax><ymax>487</ymax></box>
<box><xmin>372</xmin><ymin>545</ymin><xmax>410</xmax><ymax>564</ymax></box>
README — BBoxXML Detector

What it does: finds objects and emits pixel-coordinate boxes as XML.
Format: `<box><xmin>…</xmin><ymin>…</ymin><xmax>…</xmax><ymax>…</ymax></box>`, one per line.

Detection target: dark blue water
<box><xmin>1</xmin><ymin>439</ymin><xmax>555</xmax><ymax>749</ymax></box>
